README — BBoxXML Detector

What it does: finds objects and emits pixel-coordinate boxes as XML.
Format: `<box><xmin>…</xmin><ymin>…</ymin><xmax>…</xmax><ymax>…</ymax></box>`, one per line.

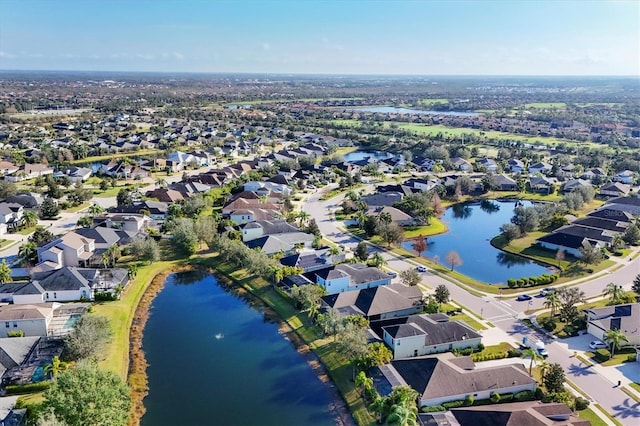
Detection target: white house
<box><xmin>5</xmin><ymin>164</ymin><xmax>54</xmax><ymax>182</ymax></box>
<box><xmin>586</xmin><ymin>303</ymin><xmax>640</xmax><ymax>347</ymax></box>
<box><xmin>37</xmin><ymin>232</ymin><xmax>96</xmax><ymax>269</ymax></box>
<box><xmin>241</xmin><ymin>220</ymin><xmax>299</xmax><ymax>242</ymax></box>
<box><xmin>0</xmin><ymin>202</ymin><xmax>24</xmax><ymax>231</ymax></box>
<box><xmin>528</xmin><ymin>162</ymin><xmax>552</xmax><ymax>175</ymax></box>
<box><xmin>382</xmin><ymin>314</ymin><xmax>482</xmax><ymax>359</ymax></box>
<box><xmin>0</xmin><ymin>303</ymin><xmax>58</xmax><ymax>338</ymax></box>
<box><xmin>243</xmin><ymin>181</ymin><xmax>293</xmax><ymax>196</ymax></box>
<box><xmin>315</xmin><ymin>263</ymin><xmax>391</xmax><ymax>295</ymax></box>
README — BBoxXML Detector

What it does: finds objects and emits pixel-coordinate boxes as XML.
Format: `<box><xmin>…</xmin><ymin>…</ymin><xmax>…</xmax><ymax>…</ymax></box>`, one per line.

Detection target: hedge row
<box><xmin>470</xmin><ymin>348</ymin><xmax>522</xmax><ymax>362</ymax></box>
<box><xmin>6</xmin><ymin>381</ymin><xmax>51</xmax><ymax>395</ymax></box>
<box><xmin>507</xmin><ymin>274</ymin><xmax>559</xmax><ymax>288</ymax></box>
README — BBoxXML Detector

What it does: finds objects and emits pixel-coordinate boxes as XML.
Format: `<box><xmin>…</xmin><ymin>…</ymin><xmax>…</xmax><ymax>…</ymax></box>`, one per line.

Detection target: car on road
<box><xmin>516</xmin><ymin>294</ymin><xmax>532</xmax><ymax>301</ymax></box>
<box><xmin>416</xmin><ymin>266</ymin><xmax>427</xmax><ymax>272</ymax></box>
<box><xmin>539</xmin><ymin>287</ymin><xmax>556</xmax><ymax>297</ymax></box>
<box><xmin>307</xmin><ymin>184</ymin><xmax>316</xmax><ymax>190</ymax></box>
<box><xmin>589</xmin><ymin>340</ymin><xmax>608</xmax><ymax>350</ymax></box>
<box><xmin>387</xmin><ymin>271</ymin><xmax>398</xmax><ymax>278</ymax></box>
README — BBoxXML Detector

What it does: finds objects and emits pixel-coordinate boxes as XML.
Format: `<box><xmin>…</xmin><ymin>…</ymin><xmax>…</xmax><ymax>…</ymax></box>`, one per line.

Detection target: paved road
<box><xmin>306</xmin><ymin>187</ymin><xmax>640</xmax><ymax>424</ymax></box>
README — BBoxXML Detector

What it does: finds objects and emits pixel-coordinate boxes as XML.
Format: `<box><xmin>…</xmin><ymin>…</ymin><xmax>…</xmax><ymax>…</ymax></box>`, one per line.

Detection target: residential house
<box><xmin>425</xmin><ymin>401</ymin><xmax>589</xmax><ymax>426</ymax></box>
<box><xmin>586</xmin><ymin>303</ymin><xmax>640</xmax><ymax>346</ymax></box>
<box><xmin>0</xmin><ymin>202</ymin><xmax>23</xmax><ymax>231</ymax></box>
<box><xmin>557</xmin><ymin>164</ymin><xmax>577</xmax><ymax>179</ymax></box>
<box><xmin>57</xmin><ymin>166</ymin><xmax>92</xmax><ymax>183</ymax></box>
<box><xmin>5</xmin><ymin>164</ymin><xmax>54</xmax><ymax>182</ymax></box>
<box><xmin>166</xmin><ymin>151</ymin><xmax>208</xmax><ymax>172</ymax></box>
<box><xmin>571</xmin><ymin>216</ymin><xmax>629</xmax><ymax>234</ymax></box>
<box><xmin>375</xmin><ymin>353</ymin><xmax>536</xmax><ymax>407</ymax></box>
<box><xmin>5</xmin><ymin>193</ymin><xmax>42</xmax><ymax>210</ymax></box>
<box><xmin>146</xmin><ymin>188</ymin><xmax>184</xmax><ymax>203</ymax></box>
<box><xmin>562</xmin><ymin>179</ymin><xmax>592</xmax><ymax>194</ymax></box>
<box><xmin>599</xmin><ymin>182</ymin><xmax>631</xmax><ymax>198</ymax></box>
<box><xmin>450</xmin><ymin>157</ymin><xmax>472</xmax><ymax>172</ymax></box>
<box><xmin>602</xmin><ymin>196</ymin><xmax>640</xmax><ymax>216</ymax></box>
<box><xmin>280</xmin><ymin>249</ymin><xmax>339</xmax><ymax>273</ymax></box>
<box><xmin>360</xmin><ymin>192</ymin><xmax>404</xmax><ymax>207</ymax></box>
<box><xmin>0</xmin><ymin>161</ymin><xmax>19</xmax><ymax>177</ymax></box>
<box><xmin>529</xmin><ymin>176</ymin><xmax>555</xmax><ymax>194</ymax></box>
<box><xmin>93</xmin><ymin>213</ymin><xmax>148</xmax><ymax>233</ymax></box>
<box><xmin>321</xmin><ymin>284</ymin><xmax>422</xmax><ymax>321</ymax></box>
<box><xmin>244</xmin><ymin>232</ymin><xmax>315</xmax><ymax>255</ymax></box>
<box><xmin>366</xmin><ymin>206</ymin><xmax>417</xmax><ymax>227</ymax></box>
<box><xmin>111</xmin><ymin>200</ymin><xmax>168</xmax><ymax>219</ymax></box>
<box><xmin>315</xmin><ymin>263</ymin><xmax>391</xmax><ymax>295</ymax></box>
<box><xmin>612</xmin><ymin>170</ymin><xmax>635</xmax><ymax>184</ymax></box>
<box><xmin>528</xmin><ymin>162</ymin><xmax>552</xmax><ymax>175</ymax></box>
<box><xmin>244</xmin><ymin>180</ymin><xmax>293</xmax><ymax>197</ymax></box>
<box><xmin>37</xmin><ymin>232</ymin><xmax>96</xmax><ymax>270</ymax></box>
<box><xmin>582</xmin><ymin>167</ymin><xmax>607</xmax><ymax>181</ymax></box>
<box><xmin>381</xmin><ymin>314</ymin><xmax>481</xmax><ymax>359</ymax></box>
<box><xmin>494</xmin><ymin>174</ymin><xmax>517</xmax><ymax>191</ymax></box>
<box><xmin>507</xmin><ymin>158</ymin><xmax>525</xmax><ymax>173</ymax></box>
<box><xmin>476</xmin><ymin>158</ymin><xmax>498</xmax><ymax>173</ymax></box>
<box><xmin>587</xmin><ymin>208</ymin><xmax>634</xmax><ymax>224</ymax></box>
<box><xmin>0</xmin><ymin>304</ymin><xmax>58</xmax><ymax>338</ymax></box>
<box><xmin>242</xmin><ymin>220</ymin><xmax>299</xmax><ymax>242</ymax></box>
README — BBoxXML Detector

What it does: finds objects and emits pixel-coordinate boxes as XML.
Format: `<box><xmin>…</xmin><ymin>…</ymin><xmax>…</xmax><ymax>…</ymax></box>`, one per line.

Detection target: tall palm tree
<box><xmin>100</xmin><ymin>253</ymin><xmax>110</xmax><ymax>269</ymax></box>
<box><xmin>379</xmin><ymin>211</ymin><xmax>393</xmax><ymax>225</ymax></box>
<box><xmin>22</xmin><ymin>210</ymin><xmax>38</xmax><ymax>228</ymax></box>
<box><xmin>386</xmin><ymin>404</ymin><xmax>418</xmax><ymax>426</ymax></box>
<box><xmin>609</xmin><ymin>234</ymin><xmax>625</xmax><ymax>252</ymax></box>
<box><xmin>88</xmin><ymin>203</ymin><xmax>104</xmax><ymax>216</ymax></box>
<box><xmin>544</xmin><ymin>292</ymin><xmax>561</xmax><ymax>317</ymax></box>
<box><xmin>603</xmin><ymin>282</ymin><xmax>624</xmax><ymax>305</ymax></box>
<box><xmin>43</xmin><ymin>355</ymin><xmax>68</xmax><ymax>379</ymax></box>
<box><xmin>370</xmin><ymin>252</ymin><xmax>386</xmax><ymax>268</ymax></box>
<box><xmin>297</xmin><ymin>210</ymin><xmax>310</xmax><ymax>227</ymax></box>
<box><xmin>18</xmin><ymin>242</ymin><xmax>38</xmax><ymax>266</ymax></box>
<box><xmin>521</xmin><ymin>347</ymin><xmax>542</xmax><ymax>375</ymax></box>
<box><xmin>603</xmin><ymin>329</ymin><xmax>628</xmax><ymax>358</ymax></box>
<box><xmin>106</xmin><ymin>244</ymin><xmax>121</xmax><ymax>267</ymax></box>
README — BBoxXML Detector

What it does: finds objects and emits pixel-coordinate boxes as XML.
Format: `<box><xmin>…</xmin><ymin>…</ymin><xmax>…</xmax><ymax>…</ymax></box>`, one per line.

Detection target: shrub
<box><xmin>514</xmin><ymin>390</ymin><xmax>535</xmax><ymax>402</ymax></box>
<box><xmin>464</xmin><ymin>395</ymin><xmax>474</xmax><ymax>406</ymax></box>
<box><xmin>507</xmin><ymin>279</ymin><xmax>516</xmax><ymax>288</ymax></box>
<box><xmin>443</xmin><ymin>400</ymin><xmax>466</xmax><ymax>409</ymax></box>
<box><xmin>535</xmin><ymin>387</ymin><xmax>546</xmax><ymax>400</ymax></box>
<box><xmin>574</xmin><ymin>397</ymin><xmax>590</xmax><ymax>411</ymax></box>
<box><xmin>7</xmin><ymin>330</ymin><xmax>24</xmax><ymax>337</ymax></box>
<box><xmin>94</xmin><ymin>292</ymin><xmax>117</xmax><ymax>302</ymax></box>
<box><xmin>626</xmin><ymin>354</ymin><xmax>637</xmax><ymax>363</ymax></box>
<box><xmin>595</xmin><ymin>349</ymin><xmax>611</xmax><ymax>362</ymax></box>
<box><xmin>507</xmin><ymin>348</ymin><xmax>523</xmax><ymax>358</ymax></box>
<box><xmin>500</xmin><ymin>393</ymin><xmax>514</xmax><ymax>403</ymax></box>
<box><xmin>517</xmin><ymin>279</ymin><xmax>526</xmax><ymax>287</ymax></box>
<box><xmin>540</xmin><ymin>316</ymin><xmax>556</xmax><ymax>332</ymax></box>
<box><xmin>477</xmin><ymin>343</ymin><xmax>485</xmax><ymax>351</ymax></box>
<box><xmin>6</xmin><ymin>381</ymin><xmax>51</xmax><ymax>395</ymax></box>
<box><xmin>421</xmin><ymin>405</ymin><xmax>445</xmax><ymax>413</ymax></box>
<box><xmin>490</xmin><ymin>392</ymin><xmax>501</xmax><ymax>403</ymax></box>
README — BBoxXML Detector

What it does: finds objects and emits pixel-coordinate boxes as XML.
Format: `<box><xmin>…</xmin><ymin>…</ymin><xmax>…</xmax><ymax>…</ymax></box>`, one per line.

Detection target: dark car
<box><xmin>516</xmin><ymin>294</ymin><xmax>532</xmax><ymax>301</ymax></box>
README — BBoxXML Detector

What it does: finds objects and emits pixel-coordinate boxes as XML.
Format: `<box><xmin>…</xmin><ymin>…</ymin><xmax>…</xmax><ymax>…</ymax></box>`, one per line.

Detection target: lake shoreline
<box><xmin>128</xmin><ymin>263</ymin><xmax>355</xmax><ymax>426</ymax></box>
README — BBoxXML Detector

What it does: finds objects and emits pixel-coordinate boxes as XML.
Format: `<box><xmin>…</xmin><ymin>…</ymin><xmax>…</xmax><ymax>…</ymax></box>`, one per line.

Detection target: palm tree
<box><xmin>22</xmin><ymin>210</ymin><xmax>38</xmax><ymax>228</ymax></box>
<box><xmin>100</xmin><ymin>253</ymin><xmax>109</xmax><ymax>269</ymax></box>
<box><xmin>369</xmin><ymin>396</ymin><xmax>386</xmax><ymax>424</ymax></box>
<box><xmin>538</xmin><ymin>359</ymin><xmax>551</xmax><ymax>379</ymax></box>
<box><xmin>521</xmin><ymin>347</ymin><xmax>542</xmax><ymax>375</ymax></box>
<box><xmin>370</xmin><ymin>252</ymin><xmax>386</xmax><ymax>268</ymax></box>
<box><xmin>603</xmin><ymin>329</ymin><xmax>628</xmax><ymax>358</ymax></box>
<box><xmin>297</xmin><ymin>210</ymin><xmax>310</xmax><ymax>227</ymax></box>
<box><xmin>379</xmin><ymin>211</ymin><xmax>393</xmax><ymax>225</ymax></box>
<box><xmin>18</xmin><ymin>241</ymin><xmax>38</xmax><ymax>266</ymax></box>
<box><xmin>544</xmin><ymin>292</ymin><xmax>561</xmax><ymax>317</ymax></box>
<box><xmin>386</xmin><ymin>404</ymin><xmax>418</xmax><ymax>426</ymax></box>
<box><xmin>603</xmin><ymin>282</ymin><xmax>624</xmax><ymax>305</ymax></box>
<box><xmin>155</xmin><ymin>178</ymin><xmax>167</xmax><ymax>189</ymax></box>
<box><xmin>328</xmin><ymin>246</ymin><xmax>340</xmax><ymax>263</ymax></box>
<box><xmin>0</xmin><ymin>260</ymin><xmax>11</xmax><ymax>284</ymax></box>
<box><xmin>106</xmin><ymin>244</ymin><xmax>121</xmax><ymax>267</ymax></box>
<box><xmin>43</xmin><ymin>355</ymin><xmax>68</xmax><ymax>379</ymax></box>
<box><xmin>88</xmin><ymin>203</ymin><xmax>104</xmax><ymax>216</ymax></box>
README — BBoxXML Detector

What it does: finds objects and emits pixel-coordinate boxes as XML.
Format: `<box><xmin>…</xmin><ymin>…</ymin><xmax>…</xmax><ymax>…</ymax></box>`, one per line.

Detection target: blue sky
<box><xmin>0</xmin><ymin>0</ymin><xmax>638</xmax><ymax>75</ymax></box>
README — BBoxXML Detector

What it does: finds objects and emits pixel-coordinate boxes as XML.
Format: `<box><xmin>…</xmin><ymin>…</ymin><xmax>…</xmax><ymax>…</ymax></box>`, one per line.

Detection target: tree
<box><xmin>0</xmin><ymin>180</ymin><xmax>17</xmax><ymax>198</ymax></box>
<box><xmin>555</xmin><ymin>248</ymin><xmax>565</xmax><ymax>268</ymax></box>
<box><xmin>355</xmin><ymin>241</ymin><xmax>369</xmax><ymax>262</ymax></box>
<box><xmin>88</xmin><ymin>203</ymin><xmax>104</xmax><ymax>216</ymax></box>
<box><xmin>77</xmin><ymin>216</ymin><xmax>93</xmax><ymax>228</ymax></box>
<box><xmin>521</xmin><ymin>347</ymin><xmax>542</xmax><ymax>375</ymax></box>
<box><xmin>106</xmin><ymin>244</ymin><xmax>121</xmax><ymax>267</ymax></box>
<box><xmin>633</xmin><ymin>274</ymin><xmax>640</xmax><ymax>295</ymax></box>
<box><xmin>40</xmin><ymin>197</ymin><xmax>60</xmax><ymax>219</ymax></box>
<box><xmin>434</xmin><ymin>284</ymin><xmax>450</xmax><ymax>304</ymax></box>
<box><xmin>543</xmin><ymin>363</ymin><xmax>566</xmax><ymax>394</ymax></box>
<box><xmin>499</xmin><ymin>223</ymin><xmax>521</xmax><ymax>243</ymax></box>
<box><xmin>386</xmin><ymin>403</ymin><xmax>418</xmax><ymax>426</ymax></box>
<box><xmin>603</xmin><ymin>329</ymin><xmax>628</xmax><ymax>358</ymax></box>
<box><xmin>399</xmin><ymin>269</ymin><xmax>421</xmax><ymax>287</ymax></box>
<box><xmin>43</xmin><ymin>363</ymin><xmax>131</xmax><ymax>426</ymax></box>
<box><xmin>116</xmin><ymin>188</ymin><xmax>132</xmax><ymax>206</ymax></box>
<box><xmin>411</xmin><ymin>237</ymin><xmax>427</xmax><ymax>257</ymax></box>
<box><xmin>297</xmin><ymin>210</ymin><xmax>310</xmax><ymax>227</ymax></box>
<box><xmin>622</xmin><ymin>224</ymin><xmax>640</xmax><ymax>245</ymax></box>
<box><xmin>336</xmin><ymin>321</ymin><xmax>368</xmax><ymax>379</ymax></box>
<box><xmin>609</xmin><ymin>234</ymin><xmax>625</xmax><ymax>252</ymax></box>
<box><xmin>369</xmin><ymin>252</ymin><xmax>386</xmax><ymax>268</ymax></box>
<box><xmin>131</xmin><ymin>237</ymin><xmax>160</xmax><ymax>264</ymax></box>
<box><xmin>43</xmin><ymin>355</ymin><xmax>68</xmax><ymax>379</ymax></box>
<box><xmin>445</xmin><ymin>250</ymin><xmax>463</xmax><ymax>271</ymax></box>
<box><xmin>379</xmin><ymin>211</ymin><xmax>392</xmax><ymax>225</ymax></box>
<box><xmin>379</xmin><ymin>223</ymin><xmax>404</xmax><ymax>247</ymax></box>
<box><xmin>544</xmin><ymin>292</ymin><xmax>561</xmax><ymax>317</ymax></box>
<box><xmin>0</xmin><ymin>259</ymin><xmax>11</xmax><ymax>284</ymax></box>
<box><xmin>316</xmin><ymin>307</ymin><xmax>343</xmax><ymax>338</ymax></box>
<box><xmin>306</xmin><ymin>218</ymin><xmax>320</xmax><ymax>236</ymax></box>
<box><xmin>604</xmin><ymin>282</ymin><xmax>625</xmax><ymax>305</ymax></box>
<box><xmin>481</xmin><ymin>173</ymin><xmax>498</xmax><ymax>193</ymax></box>
<box><xmin>558</xmin><ymin>287</ymin><xmax>586</xmax><ymax>323</ymax></box>
<box><xmin>172</xmin><ymin>218</ymin><xmax>199</xmax><ymax>255</ymax></box>
<box><xmin>29</xmin><ymin>227</ymin><xmax>56</xmax><ymax>246</ymax></box>
<box><xmin>65</xmin><ymin>315</ymin><xmax>112</xmax><ymax>361</ymax></box>
<box><xmin>358</xmin><ymin>342</ymin><xmax>393</xmax><ymax>370</ymax></box>
<box><xmin>511</xmin><ymin>206</ymin><xmax>539</xmax><ymax>234</ymax></box>
<box><xmin>290</xmin><ymin>284</ymin><xmax>326</xmax><ymax>319</ymax></box>
<box><xmin>18</xmin><ymin>241</ymin><xmax>38</xmax><ymax>266</ymax></box>
<box><xmin>194</xmin><ymin>216</ymin><xmax>218</xmax><ymax>249</ymax></box>
<box><xmin>578</xmin><ymin>242</ymin><xmax>604</xmax><ymax>265</ymax></box>
<box><xmin>22</xmin><ymin>210</ymin><xmax>38</xmax><ymax>228</ymax></box>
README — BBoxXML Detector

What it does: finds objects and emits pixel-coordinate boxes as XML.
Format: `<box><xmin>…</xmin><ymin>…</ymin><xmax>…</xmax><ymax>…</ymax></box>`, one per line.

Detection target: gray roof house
<box><xmin>376</xmin><ymin>352</ymin><xmax>536</xmax><ymax>407</ymax></box>
<box><xmin>321</xmin><ymin>284</ymin><xmax>423</xmax><ymax>321</ymax></box>
<box><xmin>245</xmin><ymin>232</ymin><xmax>315</xmax><ymax>255</ymax></box>
<box><xmin>316</xmin><ymin>263</ymin><xmax>391</xmax><ymax>295</ymax></box>
<box><xmin>241</xmin><ymin>220</ymin><xmax>299</xmax><ymax>242</ymax></box>
<box><xmin>586</xmin><ymin>303</ymin><xmax>640</xmax><ymax>347</ymax></box>
<box><xmin>381</xmin><ymin>313</ymin><xmax>482</xmax><ymax>359</ymax></box>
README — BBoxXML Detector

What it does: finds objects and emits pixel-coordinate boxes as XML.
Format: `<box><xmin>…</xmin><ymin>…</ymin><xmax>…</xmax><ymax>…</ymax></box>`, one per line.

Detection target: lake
<box><xmin>343</xmin><ymin>150</ymin><xmax>394</xmax><ymax>162</ymax></box>
<box><xmin>141</xmin><ymin>271</ymin><xmax>335</xmax><ymax>426</ymax></box>
<box><xmin>352</xmin><ymin>106</ymin><xmax>480</xmax><ymax>117</ymax></box>
<box><xmin>401</xmin><ymin>200</ymin><xmax>550</xmax><ymax>284</ymax></box>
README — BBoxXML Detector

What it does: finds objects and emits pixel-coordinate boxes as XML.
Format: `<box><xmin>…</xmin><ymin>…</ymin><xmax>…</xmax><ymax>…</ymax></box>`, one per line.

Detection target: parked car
<box><xmin>416</xmin><ymin>266</ymin><xmax>427</xmax><ymax>273</ymax></box>
<box><xmin>589</xmin><ymin>340</ymin><xmax>608</xmax><ymax>350</ymax></box>
<box><xmin>516</xmin><ymin>294</ymin><xmax>532</xmax><ymax>301</ymax></box>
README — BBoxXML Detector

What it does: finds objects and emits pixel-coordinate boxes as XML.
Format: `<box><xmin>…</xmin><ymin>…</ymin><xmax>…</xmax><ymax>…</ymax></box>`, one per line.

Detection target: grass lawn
<box><xmin>523</xmin><ymin>102</ymin><xmax>567</xmax><ymax>109</ymax></box>
<box><xmin>64</xmin><ymin>202</ymin><xmax>90</xmax><ymax>213</ymax></box>
<box><xmin>577</xmin><ymin>407</ymin><xmax>607</xmax><ymax>426</ymax></box>
<box><xmin>583</xmin><ymin>347</ymin><xmax>638</xmax><ymax>367</ymax></box>
<box><xmin>93</xmin><ymin>186</ymin><xmax>123</xmax><ymax>198</ymax></box>
<box><xmin>0</xmin><ymin>239</ymin><xmax>15</xmax><ymax>250</ymax></box>
<box><xmin>630</xmin><ymin>382</ymin><xmax>640</xmax><ymax>393</ymax></box>
<box><xmin>403</xmin><ymin>219</ymin><xmax>447</xmax><ymax>239</ymax></box>
<box><xmin>418</xmin><ymin>98</ymin><xmax>449</xmax><ymax>106</ymax></box>
<box><xmin>450</xmin><ymin>312</ymin><xmax>487</xmax><ymax>331</ymax></box>
<box><xmin>320</xmin><ymin>184</ymin><xmax>365</xmax><ymax>201</ymax></box>
<box><xmin>69</xmin><ymin>149</ymin><xmax>163</xmax><ymax>165</ymax></box>
<box><xmin>333</xmin><ymin>146</ymin><xmax>358</xmax><ymax>157</ymax></box>
<box><xmin>16</xmin><ymin>226</ymin><xmax>37</xmax><ymax>235</ymax></box>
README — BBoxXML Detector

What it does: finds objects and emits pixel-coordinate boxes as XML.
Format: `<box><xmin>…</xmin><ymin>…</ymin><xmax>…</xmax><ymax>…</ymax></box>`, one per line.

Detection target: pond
<box><xmin>141</xmin><ymin>271</ymin><xmax>335</xmax><ymax>426</ymax></box>
<box><xmin>401</xmin><ymin>200</ymin><xmax>550</xmax><ymax>284</ymax></box>
<box><xmin>343</xmin><ymin>150</ymin><xmax>394</xmax><ymax>162</ymax></box>
<box><xmin>351</xmin><ymin>106</ymin><xmax>480</xmax><ymax>117</ymax></box>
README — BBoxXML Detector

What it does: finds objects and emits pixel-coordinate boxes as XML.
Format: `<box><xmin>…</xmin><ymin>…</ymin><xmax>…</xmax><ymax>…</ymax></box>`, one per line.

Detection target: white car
<box><xmin>416</xmin><ymin>266</ymin><xmax>427</xmax><ymax>273</ymax></box>
<box><xmin>589</xmin><ymin>340</ymin><xmax>608</xmax><ymax>350</ymax></box>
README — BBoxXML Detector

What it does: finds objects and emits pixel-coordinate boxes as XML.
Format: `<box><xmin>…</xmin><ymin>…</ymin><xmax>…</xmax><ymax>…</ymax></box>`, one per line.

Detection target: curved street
<box><xmin>306</xmin><ymin>186</ymin><xmax>640</xmax><ymax>425</ymax></box>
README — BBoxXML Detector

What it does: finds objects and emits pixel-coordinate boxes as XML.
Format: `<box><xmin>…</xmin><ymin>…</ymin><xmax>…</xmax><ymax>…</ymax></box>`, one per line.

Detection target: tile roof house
<box><xmin>361</xmin><ymin>192</ymin><xmax>404</xmax><ymax>207</ymax></box>
<box><xmin>37</xmin><ymin>232</ymin><xmax>96</xmax><ymax>270</ymax></box>
<box><xmin>586</xmin><ymin>303</ymin><xmax>640</xmax><ymax>346</ymax></box>
<box><xmin>366</xmin><ymin>206</ymin><xmax>417</xmax><ymax>227</ymax></box>
<box><xmin>381</xmin><ymin>313</ymin><xmax>482</xmax><ymax>359</ymax></box>
<box><xmin>280</xmin><ymin>249</ymin><xmax>340</xmax><ymax>273</ymax></box>
<box><xmin>376</xmin><ymin>352</ymin><xmax>536</xmax><ymax>407</ymax></box>
<box><xmin>321</xmin><ymin>284</ymin><xmax>422</xmax><ymax>321</ymax></box>
<box><xmin>0</xmin><ymin>303</ymin><xmax>58</xmax><ymax>338</ymax></box>
<box><xmin>242</xmin><ymin>220</ymin><xmax>299</xmax><ymax>242</ymax></box>
<box><xmin>145</xmin><ymin>188</ymin><xmax>184</xmax><ymax>203</ymax></box>
<box><xmin>5</xmin><ymin>163</ymin><xmax>54</xmax><ymax>182</ymax></box>
<box><xmin>494</xmin><ymin>174</ymin><xmax>517</xmax><ymax>191</ymax></box>
<box><xmin>528</xmin><ymin>162</ymin><xmax>552</xmax><ymax>175</ymax></box>
<box><xmin>315</xmin><ymin>263</ymin><xmax>391</xmax><ymax>295</ymax></box>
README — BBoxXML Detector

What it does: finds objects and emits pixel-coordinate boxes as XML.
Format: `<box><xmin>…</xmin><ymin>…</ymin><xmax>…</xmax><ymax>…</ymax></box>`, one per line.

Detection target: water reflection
<box><xmin>451</xmin><ymin>203</ymin><xmax>473</xmax><ymax>219</ymax></box>
<box><xmin>480</xmin><ymin>200</ymin><xmax>501</xmax><ymax>214</ymax></box>
<box><xmin>496</xmin><ymin>251</ymin><xmax>533</xmax><ymax>267</ymax></box>
<box><xmin>171</xmin><ymin>269</ymin><xmax>209</xmax><ymax>285</ymax></box>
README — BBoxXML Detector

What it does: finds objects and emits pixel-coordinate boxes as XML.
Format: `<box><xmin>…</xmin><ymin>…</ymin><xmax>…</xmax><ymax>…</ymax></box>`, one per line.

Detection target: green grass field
<box><xmin>523</xmin><ymin>102</ymin><xmax>567</xmax><ymax>109</ymax></box>
<box><xmin>402</xmin><ymin>220</ymin><xmax>447</xmax><ymax>238</ymax></box>
<box><xmin>418</xmin><ymin>98</ymin><xmax>449</xmax><ymax>106</ymax></box>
